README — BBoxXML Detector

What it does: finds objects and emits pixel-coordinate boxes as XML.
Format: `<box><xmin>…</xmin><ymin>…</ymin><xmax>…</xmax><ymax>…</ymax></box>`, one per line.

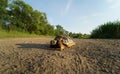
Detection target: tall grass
<box><xmin>0</xmin><ymin>30</ymin><xmax>53</xmax><ymax>38</ymax></box>
<box><xmin>91</xmin><ymin>21</ymin><xmax>120</xmax><ymax>39</ymax></box>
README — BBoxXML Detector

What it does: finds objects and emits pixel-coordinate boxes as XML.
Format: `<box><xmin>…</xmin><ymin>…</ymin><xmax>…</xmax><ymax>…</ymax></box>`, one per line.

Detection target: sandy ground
<box><xmin>0</xmin><ymin>38</ymin><xmax>120</xmax><ymax>74</ymax></box>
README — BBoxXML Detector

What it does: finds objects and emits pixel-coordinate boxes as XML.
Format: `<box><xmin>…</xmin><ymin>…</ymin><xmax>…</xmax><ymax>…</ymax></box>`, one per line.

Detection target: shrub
<box><xmin>91</xmin><ymin>21</ymin><xmax>120</xmax><ymax>39</ymax></box>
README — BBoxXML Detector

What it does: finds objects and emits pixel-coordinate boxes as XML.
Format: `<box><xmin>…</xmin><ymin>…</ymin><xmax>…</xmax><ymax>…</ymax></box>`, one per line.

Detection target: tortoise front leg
<box><xmin>57</xmin><ymin>40</ymin><xmax>65</xmax><ymax>51</ymax></box>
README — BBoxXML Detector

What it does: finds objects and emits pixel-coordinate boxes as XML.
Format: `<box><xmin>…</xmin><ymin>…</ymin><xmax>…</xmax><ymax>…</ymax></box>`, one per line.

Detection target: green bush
<box><xmin>91</xmin><ymin>21</ymin><xmax>120</xmax><ymax>39</ymax></box>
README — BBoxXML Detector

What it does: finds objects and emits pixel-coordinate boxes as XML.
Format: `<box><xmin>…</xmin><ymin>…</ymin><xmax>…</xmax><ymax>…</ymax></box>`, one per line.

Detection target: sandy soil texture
<box><xmin>0</xmin><ymin>38</ymin><xmax>120</xmax><ymax>74</ymax></box>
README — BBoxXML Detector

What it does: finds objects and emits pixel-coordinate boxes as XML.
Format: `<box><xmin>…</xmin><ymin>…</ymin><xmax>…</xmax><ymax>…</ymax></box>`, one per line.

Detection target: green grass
<box><xmin>91</xmin><ymin>21</ymin><xmax>120</xmax><ymax>39</ymax></box>
<box><xmin>0</xmin><ymin>30</ymin><xmax>53</xmax><ymax>38</ymax></box>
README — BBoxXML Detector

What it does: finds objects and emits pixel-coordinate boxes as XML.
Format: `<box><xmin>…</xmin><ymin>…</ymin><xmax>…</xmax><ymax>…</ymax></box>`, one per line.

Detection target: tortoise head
<box><xmin>50</xmin><ymin>40</ymin><xmax>57</xmax><ymax>45</ymax></box>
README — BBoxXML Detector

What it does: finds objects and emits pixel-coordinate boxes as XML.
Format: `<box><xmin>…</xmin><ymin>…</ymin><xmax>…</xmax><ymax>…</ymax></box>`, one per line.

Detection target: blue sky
<box><xmin>25</xmin><ymin>0</ymin><xmax>120</xmax><ymax>34</ymax></box>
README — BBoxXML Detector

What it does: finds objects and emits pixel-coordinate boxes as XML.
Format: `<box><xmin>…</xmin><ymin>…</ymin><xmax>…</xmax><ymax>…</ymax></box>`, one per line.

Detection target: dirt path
<box><xmin>0</xmin><ymin>38</ymin><xmax>120</xmax><ymax>74</ymax></box>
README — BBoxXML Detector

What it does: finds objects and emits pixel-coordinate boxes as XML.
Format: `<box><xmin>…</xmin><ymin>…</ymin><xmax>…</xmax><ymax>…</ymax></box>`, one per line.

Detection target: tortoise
<box><xmin>50</xmin><ymin>35</ymin><xmax>75</xmax><ymax>51</ymax></box>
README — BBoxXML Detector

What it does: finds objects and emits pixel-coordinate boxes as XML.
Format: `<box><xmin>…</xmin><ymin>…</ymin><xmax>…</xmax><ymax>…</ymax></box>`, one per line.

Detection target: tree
<box><xmin>8</xmin><ymin>0</ymin><xmax>34</xmax><ymax>31</ymax></box>
<box><xmin>55</xmin><ymin>25</ymin><xmax>68</xmax><ymax>35</ymax></box>
<box><xmin>0</xmin><ymin>0</ymin><xmax>8</xmax><ymax>28</ymax></box>
<box><xmin>0</xmin><ymin>0</ymin><xmax>8</xmax><ymax>19</ymax></box>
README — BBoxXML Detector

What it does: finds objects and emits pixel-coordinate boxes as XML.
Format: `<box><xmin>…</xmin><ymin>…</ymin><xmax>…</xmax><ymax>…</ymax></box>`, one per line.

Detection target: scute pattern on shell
<box><xmin>50</xmin><ymin>35</ymin><xmax>75</xmax><ymax>51</ymax></box>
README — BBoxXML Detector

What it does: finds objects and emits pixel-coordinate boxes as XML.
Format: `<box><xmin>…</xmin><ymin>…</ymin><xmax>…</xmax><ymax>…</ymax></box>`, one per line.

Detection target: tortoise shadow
<box><xmin>16</xmin><ymin>43</ymin><xmax>52</xmax><ymax>50</ymax></box>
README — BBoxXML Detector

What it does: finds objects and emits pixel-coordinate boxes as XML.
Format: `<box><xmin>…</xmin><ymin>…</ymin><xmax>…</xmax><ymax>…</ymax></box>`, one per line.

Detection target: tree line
<box><xmin>0</xmin><ymin>0</ymin><xmax>90</xmax><ymax>38</ymax></box>
<box><xmin>0</xmin><ymin>0</ymin><xmax>54</xmax><ymax>35</ymax></box>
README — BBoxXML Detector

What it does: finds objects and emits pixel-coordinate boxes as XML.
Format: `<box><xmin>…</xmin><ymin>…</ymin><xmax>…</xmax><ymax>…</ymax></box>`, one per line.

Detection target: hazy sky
<box><xmin>25</xmin><ymin>0</ymin><xmax>120</xmax><ymax>34</ymax></box>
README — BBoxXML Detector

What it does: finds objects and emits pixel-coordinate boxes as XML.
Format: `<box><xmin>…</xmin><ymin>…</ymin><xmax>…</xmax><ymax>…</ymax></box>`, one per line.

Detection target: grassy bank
<box><xmin>91</xmin><ymin>21</ymin><xmax>120</xmax><ymax>39</ymax></box>
<box><xmin>0</xmin><ymin>30</ymin><xmax>53</xmax><ymax>38</ymax></box>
